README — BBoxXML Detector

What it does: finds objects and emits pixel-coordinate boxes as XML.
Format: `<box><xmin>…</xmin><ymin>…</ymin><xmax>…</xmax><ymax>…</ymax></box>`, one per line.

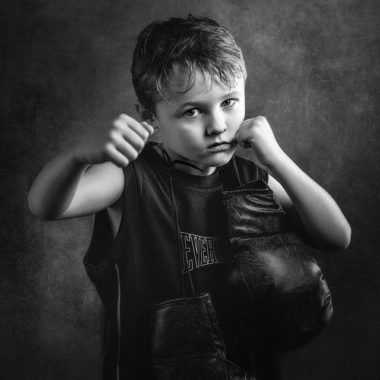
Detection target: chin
<box><xmin>199</xmin><ymin>151</ymin><xmax>235</xmax><ymax>167</ymax></box>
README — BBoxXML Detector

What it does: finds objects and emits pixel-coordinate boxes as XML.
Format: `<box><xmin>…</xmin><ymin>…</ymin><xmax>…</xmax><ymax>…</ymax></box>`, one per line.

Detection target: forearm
<box><xmin>28</xmin><ymin>151</ymin><xmax>89</xmax><ymax>220</ymax></box>
<box><xmin>268</xmin><ymin>152</ymin><xmax>351</xmax><ymax>250</ymax></box>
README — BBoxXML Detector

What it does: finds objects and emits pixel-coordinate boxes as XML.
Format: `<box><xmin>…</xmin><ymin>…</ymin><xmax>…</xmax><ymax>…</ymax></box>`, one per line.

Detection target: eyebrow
<box><xmin>176</xmin><ymin>91</ymin><xmax>242</xmax><ymax>111</ymax></box>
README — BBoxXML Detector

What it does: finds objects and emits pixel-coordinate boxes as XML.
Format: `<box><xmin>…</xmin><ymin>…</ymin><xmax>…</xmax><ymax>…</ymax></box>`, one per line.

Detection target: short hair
<box><xmin>131</xmin><ymin>14</ymin><xmax>246</xmax><ymax>114</ymax></box>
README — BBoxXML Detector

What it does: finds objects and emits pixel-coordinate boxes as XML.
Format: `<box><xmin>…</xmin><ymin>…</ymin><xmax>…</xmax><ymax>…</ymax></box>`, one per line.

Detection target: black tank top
<box><xmin>84</xmin><ymin>142</ymin><xmax>267</xmax><ymax>380</ymax></box>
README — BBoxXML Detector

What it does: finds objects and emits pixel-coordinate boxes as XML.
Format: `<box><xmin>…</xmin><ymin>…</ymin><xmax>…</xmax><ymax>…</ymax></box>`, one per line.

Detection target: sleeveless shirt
<box><xmin>84</xmin><ymin>142</ymin><xmax>268</xmax><ymax>380</ymax></box>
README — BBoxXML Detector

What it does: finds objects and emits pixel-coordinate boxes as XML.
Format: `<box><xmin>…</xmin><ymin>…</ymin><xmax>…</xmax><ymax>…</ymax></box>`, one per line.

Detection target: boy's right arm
<box><xmin>28</xmin><ymin>114</ymin><xmax>154</xmax><ymax>220</ymax></box>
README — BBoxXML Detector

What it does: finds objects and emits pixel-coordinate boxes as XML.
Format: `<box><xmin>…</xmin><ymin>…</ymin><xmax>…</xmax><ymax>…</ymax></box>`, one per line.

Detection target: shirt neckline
<box><xmin>147</xmin><ymin>142</ymin><xmax>223</xmax><ymax>189</ymax></box>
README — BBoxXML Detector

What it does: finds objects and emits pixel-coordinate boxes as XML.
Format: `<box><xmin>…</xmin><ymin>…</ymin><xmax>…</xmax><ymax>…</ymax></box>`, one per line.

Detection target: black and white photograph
<box><xmin>1</xmin><ymin>0</ymin><xmax>379</xmax><ymax>379</ymax></box>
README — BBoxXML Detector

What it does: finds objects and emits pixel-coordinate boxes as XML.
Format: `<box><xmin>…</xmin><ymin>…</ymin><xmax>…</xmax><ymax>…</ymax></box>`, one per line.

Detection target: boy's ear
<box><xmin>135</xmin><ymin>103</ymin><xmax>157</xmax><ymax>127</ymax></box>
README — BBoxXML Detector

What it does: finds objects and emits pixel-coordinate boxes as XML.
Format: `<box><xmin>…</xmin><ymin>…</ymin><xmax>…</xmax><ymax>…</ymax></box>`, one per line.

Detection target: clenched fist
<box><xmin>74</xmin><ymin>114</ymin><xmax>154</xmax><ymax>167</ymax></box>
<box><xmin>235</xmin><ymin>116</ymin><xmax>285</xmax><ymax>170</ymax></box>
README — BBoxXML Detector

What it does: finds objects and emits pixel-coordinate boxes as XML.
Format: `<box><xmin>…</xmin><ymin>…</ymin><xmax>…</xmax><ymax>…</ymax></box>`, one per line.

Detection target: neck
<box><xmin>159</xmin><ymin>145</ymin><xmax>217</xmax><ymax>176</ymax></box>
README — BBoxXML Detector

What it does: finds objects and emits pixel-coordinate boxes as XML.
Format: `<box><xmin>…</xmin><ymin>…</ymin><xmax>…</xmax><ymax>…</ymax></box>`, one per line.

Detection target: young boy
<box><xmin>28</xmin><ymin>15</ymin><xmax>351</xmax><ymax>380</ymax></box>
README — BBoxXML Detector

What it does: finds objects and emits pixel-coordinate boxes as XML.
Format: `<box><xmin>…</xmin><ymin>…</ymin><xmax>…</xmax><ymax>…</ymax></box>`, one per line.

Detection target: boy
<box><xmin>28</xmin><ymin>15</ymin><xmax>351</xmax><ymax>380</ymax></box>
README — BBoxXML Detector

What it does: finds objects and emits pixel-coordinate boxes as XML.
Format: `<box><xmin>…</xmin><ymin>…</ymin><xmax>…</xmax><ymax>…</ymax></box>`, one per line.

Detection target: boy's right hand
<box><xmin>74</xmin><ymin>114</ymin><xmax>155</xmax><ymax>167</ymax></box>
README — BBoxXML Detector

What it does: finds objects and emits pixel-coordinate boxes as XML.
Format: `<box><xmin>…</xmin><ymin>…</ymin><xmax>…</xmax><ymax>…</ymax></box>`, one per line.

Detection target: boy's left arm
<box><xmin>235</xmin><ymin>116</ymin><xmax>351</xmax><ymax>251</ymax></box>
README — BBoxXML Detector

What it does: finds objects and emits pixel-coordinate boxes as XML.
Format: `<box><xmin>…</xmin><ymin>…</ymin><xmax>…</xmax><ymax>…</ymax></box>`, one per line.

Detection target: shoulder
<box><xmin>127</xmin><ymin>142</ymin><xmax>171</xmax><ymax>181</ymax></box>
<box><xmin>120</xmin><ymin>142</ymin><xmax>169</xmax><ymax>197</ymax></box>
<box><xmin>123</xmin><ymin>142</ymin><xmax>159</xmax><ymax>175</ymax></box>
<box><xmin>86</xmin><ymin>144</ymin><xmax>160</xmax><ymax>213</ymax></box>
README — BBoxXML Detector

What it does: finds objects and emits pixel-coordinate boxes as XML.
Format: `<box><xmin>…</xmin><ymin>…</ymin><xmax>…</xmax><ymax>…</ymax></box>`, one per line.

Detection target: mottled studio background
<box><xmin>1</xmin><ymin>0</ymin><xmax>379</xmax><ymax>379</ymax></box>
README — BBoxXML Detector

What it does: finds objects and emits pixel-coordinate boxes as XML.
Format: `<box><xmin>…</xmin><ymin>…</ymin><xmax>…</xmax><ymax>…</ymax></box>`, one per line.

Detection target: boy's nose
<box><xmin>206</xmin><ymin>112</ymin><xmax>227</xmax><ymax>136</ymax></box>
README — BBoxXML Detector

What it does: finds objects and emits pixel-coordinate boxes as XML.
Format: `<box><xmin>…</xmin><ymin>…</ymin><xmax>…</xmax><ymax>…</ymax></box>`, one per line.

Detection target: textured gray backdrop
<box><xmin>1</xmin><ymin>0</ymin><xmax>379</xmax><ymax>379</ymax></box>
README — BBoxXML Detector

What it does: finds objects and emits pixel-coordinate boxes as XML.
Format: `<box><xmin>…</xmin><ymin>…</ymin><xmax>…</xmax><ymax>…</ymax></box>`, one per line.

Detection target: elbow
<box><xmin>311</xmin><ymin>221</ymin><xmax>352</xmax><ymax>251</ymax></box>
<box><xmin>28</xmin><ymin>192</ymin><xmax>56</xmax><ymax>220</ymax></box>
<box><xmin>28</xmin><ymin>194</ymin><xmax>44</xmax><ymax>220</ymax></box>
<box><xmin>325</xmin><ymin>222</ymin><xmax>352</xmax><ymax>251</ymax></box>
<box><xmin>340</xmin><ymin>221</ymin><xmax>352</xmax><ymax>249</ymax></box>
<box><xmin>28</xmin><ymin>191</ymin><xmax>40</xmax><ymax>218</ymax></box>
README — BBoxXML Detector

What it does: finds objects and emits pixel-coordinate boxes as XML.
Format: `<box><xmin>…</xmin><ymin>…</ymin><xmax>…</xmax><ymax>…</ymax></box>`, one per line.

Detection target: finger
<box><xmin>128</xmin><ymin>121</ymin><xmax>153</xmax><ymax>142</ymax></box>
<box><xmin>112</xmin><ymin>120</ymin><xmax>145</xmax><ymax>151</ymax></box>
<box><xmin>235</xmin><ymin>128</ymin><xmax>255</xmax><ymax>148</ymax></box>
<box><xmin>254</xmin><ymin>115</ymin><xmax>268</xmax><ymax>124</ymax></box>
<box><xmin>113</xmin><ymin>137</ymin><xmax>140</xmax><ymax>162</ymax></box>
<box><xmin>237</xmin><ymin>136</ymin><xmax>255</xmax><ymax>148</ymax></box>
<box><xmin>126</xmin><ymin>119</ymin><xmax>151</xmax><ymax>141</ymax></box>
<box><xmin>104</xmin><ymin>144</ymin><xmax>130</xmax><ymax>168</ymax></box>
<box><xmin>119</xmin><ymin>114</ymin><xmax>153</xmax><ymax>141</ymax></box>
<box><xmin>141</xmin><ymin>121</ymin><xmax>155</xmax><ymax>135</ymax></box>
<box><xmin>240</xmin><ymin>118</ymin><xmax>255</xmax><ymax>128</ymax></box>
<box><xmin>234</xmin><ymin>144</ymin><xmax>257</xmax><ymax>161</ymax></box>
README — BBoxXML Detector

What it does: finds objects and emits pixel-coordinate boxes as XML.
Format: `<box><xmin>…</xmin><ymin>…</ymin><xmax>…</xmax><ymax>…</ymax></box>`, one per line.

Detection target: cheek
<box><xmin>238</xmin><ymin>101</ymin><xmax>246</xmax><ymax>122</ymax></box>
<box><xmin>178</xmin><ymin>122</ymin><xmax>204</xmax><ymax>140</ymax></box>
<box><xmin>162</xmin><ymin>123</ymin><xmax>200</xmax><ymax>148</ymax></box>
<box><xmin>229</xmin><ymin>107</ymin><xmax>246</xmax><ymax>130</ymax></box>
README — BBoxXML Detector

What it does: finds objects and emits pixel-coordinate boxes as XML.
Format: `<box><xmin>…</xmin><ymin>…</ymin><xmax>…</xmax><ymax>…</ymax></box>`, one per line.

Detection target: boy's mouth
<box><xmin>208</xmin><ymin>141</ymin><xmax>234</xmax><ymax>149</ymax></box>
<box><xmin>207</xmin><ymin>141</ymin><xmax>235</xmax><ymax>153</ymax></box>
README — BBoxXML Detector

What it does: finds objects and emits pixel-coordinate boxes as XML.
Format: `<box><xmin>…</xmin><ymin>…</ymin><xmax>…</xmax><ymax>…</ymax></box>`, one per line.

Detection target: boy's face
<box><xmin>153</xmin><ymin>66</ymin><xmax>246</xmax><ymax>175</ymax></box>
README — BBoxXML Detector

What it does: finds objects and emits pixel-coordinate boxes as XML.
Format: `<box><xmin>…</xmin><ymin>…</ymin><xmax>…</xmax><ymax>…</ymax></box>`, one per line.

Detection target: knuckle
<box><xmin>140</xmin><ymin>129</ymin><xmax>149</xmax><ymax>141</ymax></box>
<box><xmin>134</xmin><ymin>138</ymin><xmax>144</xmax><ymax>151</ymax></box>
<box><xmin>128</xmin><ymin>149</ymin><xmax>138</xmax><ymax>161</ymax></box>
<box><xmin>241</xmin><ymin>119</ymin><xmax>253</xmax><ymax>128</ymax></box>
<box><xmin>119</xmin><ymin>158</ymin><xmax>129</xmax><ymax>168</ymax></box>
<box><xmin>104</xmin><ymin>142</ymin><xmax>114</xmax><ymax>155</ymax></box>
<box><xmin>108</xmin><ymin>130</ymin><xmax>118</xmax><ymax>142</ymax></box>
<box><xmin>132</xmin><ymin>149</ymin><xmax>139</xmax><ymax>160</ymax></box>
<box><xmin>119</xmin><ymin>113</ymin><xmax>132</xmax><ymax>125</ymax></box>
<box><xmin>112</xmin><ymin>117</ymin><xmax>123</xmax><ymax>128</ymax></box>
<box><xmin>142</xmin><ymin>121</ymin><xmax>154</xmax><ymax>135</ymax></box>
<box><xmin>256</xmin><ymin>116</ymin><xmax>267</xmax><ymax>123</ymax></box>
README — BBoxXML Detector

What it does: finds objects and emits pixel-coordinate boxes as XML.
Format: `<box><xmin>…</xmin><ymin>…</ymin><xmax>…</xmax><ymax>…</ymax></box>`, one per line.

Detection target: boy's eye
<box><xmin>183</xmin><ymin>108</ymin><xmax>200</xmax><ymax>118</ymax></box>
<box><xmin>222</xmin><ymin>98</ymin><xmax>238</xmax><ymax>107</ymax></box>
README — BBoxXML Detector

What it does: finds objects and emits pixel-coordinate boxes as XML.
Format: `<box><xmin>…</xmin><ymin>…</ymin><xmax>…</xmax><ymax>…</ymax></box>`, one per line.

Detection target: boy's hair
<box><xmin>131</xmin><ymin>14</ymin><xmax>246</xmax><ymax>114</ymax></box>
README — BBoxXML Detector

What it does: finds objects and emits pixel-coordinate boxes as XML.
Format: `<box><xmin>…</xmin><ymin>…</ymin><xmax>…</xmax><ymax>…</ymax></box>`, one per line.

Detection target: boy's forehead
<box><xmin>167</xmin><ymin>66</ymin><xmax>211</xmax><ymax>92</ymax></box>
<box><xmin>161</xmin><ymin>65</ymin><xmax>244</xmax><ymax>102</ymax></box>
